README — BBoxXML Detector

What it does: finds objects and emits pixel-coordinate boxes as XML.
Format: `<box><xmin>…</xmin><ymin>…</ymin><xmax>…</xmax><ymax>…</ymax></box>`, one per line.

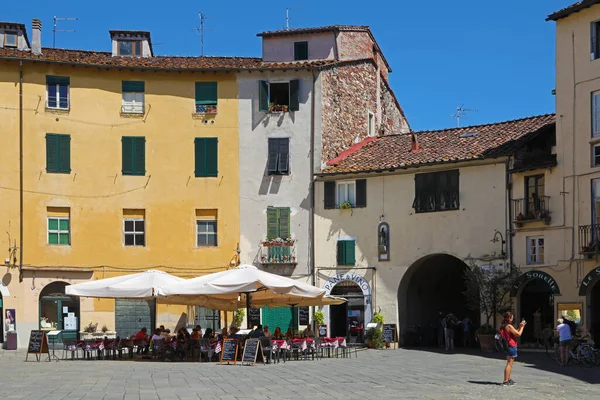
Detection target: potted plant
<box><xmin>233</xmin><ymin>308</ymin><xmax>245</xmax><ymax>328</ymax></box>
<box><xmin>339</xmin><ymin>201</ymin><xmax>352</xmax><ymax>210</ymax></box>
<box><xmin>83</xmin><ymin>322</ymin><xmax>98</xmax><ymax>333</ymax></box>
<box><xmin>314</xmin><ymin>310</ymin><xmax>325</xmax><ymax>331</ymax></box>
<box><xmin>372</xmin><ymin>312</ymin><xmax>388</xmax><ymax>347</ymax></box>
<box><xmin>101</xmin><ymin>325</ymin><xmax>109</xmax><ymax>333</ymax></box>
<box><xmin>463</xmin><ymin>262</ymin><xmax>522</xmax><ymax>352</ymax></box>
<box><xmin>516</xmin><ymin>213</ymin><xmax>524</xmax><ymax>221</ymax></box>
<box><xmin>365</xmin><ymin>327</ymin><xmax>384</xmax><ymax>349</ymax></box>
<box><xmin>282</xmin><ymin>105</ymin><xmax>289</xmax><ymax>112</ymax></box>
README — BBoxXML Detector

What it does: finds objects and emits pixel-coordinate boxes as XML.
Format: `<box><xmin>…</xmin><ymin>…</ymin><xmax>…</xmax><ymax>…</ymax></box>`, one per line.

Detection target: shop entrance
<box><xmin>398</xmin><ymin>254</ymin><xmax>478</xmax><ymax>347</ymax></box>
<box><xmin>590</xmin><ymin>281</ymin><xmax>600</xmax><ymax>343</ymax></box>
<box><xmin>39</xmin><ymin>281</ymin><xmax>80</xmax><ymax>341</ymax></box>
<box><xmin>330</xmin><ymin>281</ymin><xmax>364</xmax><ymax>342</ymax></box>
<box><xmin>519</xmin><ymin>279</ymin><xmax>554</xmax><ymax>344</ymax></box>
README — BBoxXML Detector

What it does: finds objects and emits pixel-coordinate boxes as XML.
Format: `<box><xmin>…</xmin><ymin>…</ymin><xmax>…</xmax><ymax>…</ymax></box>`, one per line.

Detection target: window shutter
<box><xmin>58</xmin><ymin>135</ymin><xmax>71</xmax><ymax>173</ymax></box>
<box><xmin>206</xmin><ymin>137</ymin><xmax>219</xmax><ymax>177</ymax></box>
<box><xmin>194</xmin><ymin>138</ymin><xmax>206</xmax><ymax>177</ymax></box>
<box><xmin>267</xmin><ymin>139</ymin><xmax>279</xmax><ymax>174</ymax></box>
<box><xmin>345</xmin><ymin>240</ymin><xmax>356</xmax><ymax>265</ymax></box>
<box><xmin>592</xmin><ymin>22</ymin><xmax>598</xmax><ymax>60</ymax></box>
<box><xmin>356</xmin><ymin>179</ymin><xmax>367</xmax><ymax>208</ymax></box>
<box><xmin>259</xmin><ymin>81</ymin><xmax>269</xmax><ymax>112</ymax></box>
<box><xmin>267</xmin><ymin>207</ymin><xmax>280</xmax><ymax>239</ymax></box>
<box><xmin>122</xmin><ymin>81</ymin><xmax>145</xmax><ymax>92</ymax></box>
<box><xmin>289</xmin><ymin>79</ymin><xmax>300</xmax><ymax>112</ymax></box>
<box><xmin>122</xmin><ymin>137</ymin><xmax>133</xmax><ymax>175</ymax></box>
<box><xmin>294</xmin><ymin>42</ymin><xmax>308</xmax><ymax>61</ymax></box>
<box><xmin>278</xmin><ymin>208</ymin><xmax>291</xmax><ymax>239</ymax></box>
<box><xmin>195</xmin><ymin>82</ymin><xmax>218</xmax><ymax>105</ymax></box>
<box><xmin>337</xmin><ymin>241</ymin><xmax>345</xmax><ymax>264</ymax></box>
<box><xmin>450</xmin><ymin>170</ymin><xmax>460</xmax><ymax>207</ymax></box>
<box><xmin>278</xmin><ymin>138</ymin><xmax>290</xmax><ymax>174</ymax></box>
<box><xmin>46</xmin><ymin>75</ymin><xmax>70</xmax><ymax>85</ymax></box>
<box><xmin>133</xmin><ymin>137</ymin><xmax>146</xmax><ymax>175</ymax></box>
<box><xmin>46</xmin><ymin>134</ymin><xmax>58</xmax><ymax>173</ymax></box>
<box><xmin>324</xmin><ymin>181</ymin><xmax>336</xmax><ymax>209</ymax></box>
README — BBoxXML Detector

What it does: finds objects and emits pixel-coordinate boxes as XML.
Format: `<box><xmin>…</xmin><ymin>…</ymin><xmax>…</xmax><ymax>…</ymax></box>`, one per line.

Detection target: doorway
<box><xmin>39</xmin><ymin>281</ymin><xmax>80</xmax><ymax>341</ymax></box>
<box><xmin>115</xmin><ymin>299</ymin><xmax>156</xmax><ymax>338</ymax></box>
<box><xmin>519</xmin><ymin>279</ymin><xmax>554</xmax><ymax>344</ymax></box>
<box><xmin>331</xmin><ymin>281</ymin><xmax>364</xmax><ymax>342</ymax></box>
<box><xmin>591</xmin><ymin>281</ymin><xmax>600</xmax><ymax>344</ymax></box>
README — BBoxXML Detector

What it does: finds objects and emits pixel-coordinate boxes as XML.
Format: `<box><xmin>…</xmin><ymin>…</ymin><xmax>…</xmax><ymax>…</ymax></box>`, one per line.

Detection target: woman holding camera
<box><xmin>500</xmin><ymin>311</ymin><xmax>526</xmax><ymax>386</ymax></box>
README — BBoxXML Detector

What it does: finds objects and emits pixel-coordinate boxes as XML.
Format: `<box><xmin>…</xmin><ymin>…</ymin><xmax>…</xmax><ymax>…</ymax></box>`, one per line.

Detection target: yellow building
<box><xmin>0</xmin><ymin>22</ymin><xmax>245</xmax><ymax>346</ymax></box>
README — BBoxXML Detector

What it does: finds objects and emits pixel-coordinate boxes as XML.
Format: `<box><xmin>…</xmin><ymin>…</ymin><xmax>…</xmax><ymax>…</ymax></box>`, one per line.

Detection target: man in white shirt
<box><xmin>556</xmin><ymin>317</ymin><xmax>573</xmax><ymax>366</ymax></box>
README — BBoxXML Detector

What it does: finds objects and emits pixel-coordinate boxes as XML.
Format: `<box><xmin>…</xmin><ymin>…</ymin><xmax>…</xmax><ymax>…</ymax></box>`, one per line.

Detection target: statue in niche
<box><xmin>378</xmin><ymin>223</ymin><xmax>389</xmax><ymax>261</ymax></box>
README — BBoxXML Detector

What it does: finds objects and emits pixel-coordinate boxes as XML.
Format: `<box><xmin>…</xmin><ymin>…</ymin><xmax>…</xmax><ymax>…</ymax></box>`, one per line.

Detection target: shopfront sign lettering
<box><xmin>578</xmin><ymin>267</ymin><xmax>600</xmax><ymax>296</ymax></box>
<box><xmin>323</xmin><ymin>273</ymin><xmax>370</xmax><ymax>294</ymax></box>
<box><xmin>510</xmin><ymin>270</ymin><xmax>561</xmax><ymax>296</ymax></box>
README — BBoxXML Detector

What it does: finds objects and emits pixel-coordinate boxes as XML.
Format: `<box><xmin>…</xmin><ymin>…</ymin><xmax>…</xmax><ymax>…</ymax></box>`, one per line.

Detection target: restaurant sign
<box><xmin>510</xmin><ymin>270</ymin><xmax>561</xmax><ymax>296</ymax></box>
<box><xmin>323</xmin><ymin>273</ymin><xmax>370</xmax><ymax>295</ymax></box>
<box><xmin>579</xmin><ymin>267</ymin><xmax>600</xmax><ymax>296</ymax></box>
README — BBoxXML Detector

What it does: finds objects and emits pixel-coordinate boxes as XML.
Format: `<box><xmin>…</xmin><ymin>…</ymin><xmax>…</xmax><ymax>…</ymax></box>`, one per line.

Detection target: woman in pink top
<box><xmin>501</xmin><ymin>311</ymin><xmax>526</xmax><ymax>386</ymax></box>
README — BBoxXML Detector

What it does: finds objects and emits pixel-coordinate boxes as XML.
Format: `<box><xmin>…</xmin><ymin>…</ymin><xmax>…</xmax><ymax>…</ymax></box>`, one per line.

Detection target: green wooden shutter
<box><xmin>278</xmin><ymin>138</ymin><xmax>289</xmax><ymax>174</ymax></box>
<box><xmin>267</xmin><ymin>139</ymin><xmax>279</xmax><ymax>174</ymax></box>
<box><xmin>122</xmin><ymin>81</ymin><xmax>145</xmax><ymax>92</ymax></box>
<box><xmin>289</xmin><ymin>80</ymin><xmax>300</xmax><ymax>111</ymax></box>
<box><xmin>206</xmin><ymin>138</ymin><xmax>218</xmax><ymax>177</ymax></box>
<box><xmin>46</xmin><ymin>134</ymin><xmax>58</xmax><ymax>173</ymax></box>
<box><xmin>278</xmin><ymin>208</ymin><xmax>290</xmax><ymax>239</ymax></box>
<box><xmin>345</xmin><ymin>240</ymin><xmax>356</xmax><ymax>265</ymax></box>
<box><xmin>122</xmin><ymin>137</ymin><xmax>133</xmax><ymax>175</ymax></box>
<box><xmin>259</xmin><ymin>81</ymin><xmax>269</xmax><ymax>112</ymax></box>
<box><xmin>133</xmin><ymin>137</ymin><xmax>145</xmax><ymax>175</ymax></box>
<box><xmin>337</xmin><ymin>241</ymin><xmax>346</xmax><ymax>264</ymax></box>
<box><xmin>267</xmin><ymin>207</ymin><xmax>279</xmax><ymax>239</ymax></box>
<box><xmin>194</xmin><ymin>138</ymin><xmax>206</xmax><ymax>177</ymax></box>
<box><xmin>324</xmin><ymin>181</ymin><xmax>336</xmax><ymax>209</ymax></box>
<box><xmin>58</xmin><ymin>135</ymin><xmax>71</xmax><ymax>173</ymax></box>
<box><xmin>195</xmin><ymin>82</ymin><xmax>218</xmax><ymax>105</ymax></box>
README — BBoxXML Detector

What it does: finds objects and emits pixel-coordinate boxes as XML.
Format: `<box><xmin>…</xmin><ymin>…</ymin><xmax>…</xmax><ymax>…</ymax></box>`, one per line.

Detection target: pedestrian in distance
<box><xmin>500</xmin><ymin>311</ymin><xmax>525</xmax><ymax>386</ymax></box>
<box><xmin>442</xmin><ymin>313</ymin><xmax>461</xmax><ymax>351</ymax></box>
<box><xmin>556</xmin><ymin>317</ymin><xmax>573</xmax><ymax>366</ymax></box>
<box><xmin>437</xmin><ymin>310</ymin><xmax>445</xmax><ymax>348</ymax></box>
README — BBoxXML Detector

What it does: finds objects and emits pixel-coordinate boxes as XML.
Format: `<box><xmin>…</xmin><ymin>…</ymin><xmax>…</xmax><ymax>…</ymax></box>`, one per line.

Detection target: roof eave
<box><xmin>546</xmin><ymin>1</ymin><xmax>600</xmax><ymax>21</ymax></box>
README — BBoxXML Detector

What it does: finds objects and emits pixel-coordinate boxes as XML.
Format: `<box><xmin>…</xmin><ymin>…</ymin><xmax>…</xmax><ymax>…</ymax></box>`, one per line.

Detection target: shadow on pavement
<box><xmin>467</xmin><ymin>381</ymin><xmax>501</xmax><ymax>386</ymax></box>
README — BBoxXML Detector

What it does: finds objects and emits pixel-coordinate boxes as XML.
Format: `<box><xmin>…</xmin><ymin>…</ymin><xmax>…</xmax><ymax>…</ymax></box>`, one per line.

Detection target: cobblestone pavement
<box><xmin>0</xmin><ymin>348</ymin><xmax>598</xmax><ymax>400</ymax></box>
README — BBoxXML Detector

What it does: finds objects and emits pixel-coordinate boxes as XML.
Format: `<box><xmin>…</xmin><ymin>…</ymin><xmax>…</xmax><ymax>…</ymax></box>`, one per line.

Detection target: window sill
<box><xmin>123</xmin><ymin>245</ymin><xmax>147</xmax><ymax>248</ymax></box>
<box><xmin>122</xmin><ymin>173</ymin><xmax>146</xmax><ymax>177</ymax></box>
<box><xmin>120</xmin><ymin>111</ymin><xmax>145</xmax><ymax>118</ymax></box>
<box><xmin>414</xmin><ymin>208</ymin><xmax>460</xmax><ymax>214</ymax></box>
<box><xmin>45</xmin><ymin>107</ymin><xmax>70</xmax><ymax>114</ymax></box>
<box><xmin>46</xmin><ymin>170</ymin><xmax>71</xmax><ymax>174</ymax></box>
<box><xmin>590</xmin><ymin>137</ymin><xmax>600</xmax><ymax>145</ymax></box>
<box><xmin>526</xmin><ymin>263</ymin><xmax>548</xmax><ymax>267</ymax></box>
<box><xmin>267</xmin><ymin>172</ymin><xmax>290</xmax><ymax>176</ymax></box>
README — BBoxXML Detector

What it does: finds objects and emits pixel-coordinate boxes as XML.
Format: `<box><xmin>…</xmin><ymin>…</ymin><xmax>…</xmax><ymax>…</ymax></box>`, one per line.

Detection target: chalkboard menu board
<box><xmin>242</xmin><ymin>339</ymin><xmax>263</xmax><ymax>365</ymax></box>
<box><xmin>26</xmin><ymin>330</ymin><xmax>49</xmax><ymax>361</ymax></box>
<box><xmin>298</xmin><ymin>307</ymin><xmax>309</xmax><ymax>325</ymax></box>
<box><xmin>248</xmin><ymin>308</ymin><xmax>261</xmax><ymax>327</ymax></box>
<box><xmin>383</xmin><ymin>324</ymin><xmax>398</xmax><ymax>345</ymax></box>
<box><xmin>220</xmin><ymin>339</ymin><xmax>238</xmax><ymax>365</ymax></box>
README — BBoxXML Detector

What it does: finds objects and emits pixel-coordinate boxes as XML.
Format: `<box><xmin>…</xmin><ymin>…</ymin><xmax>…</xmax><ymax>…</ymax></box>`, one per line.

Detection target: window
<box><xmin>45</xmin><ymin>134</ymin><xmax>71</xmax><ymax>173</ymax></box>
<box><xmin>195</xmin><ymin>82</ymin><xmax>218</xmax><ymax>113</ymax></box>
<box><xmin>267</xmin><ymin>138</ymin><xmax>290</xmax><ymax>175</ymax></box>
<box><xmin>197</xmin><ymin>220</ymin><xmax>217</xmax><ymax>247</ymax></box>
<box><xmin>122</xmin><ymin>81</ymin><xmax>145</xmax><ymax>114</ymax></box>
<box><xmin>258</xmin><ymin>80</ymin><xmax>300</xmax><ymax>112</ymax></box>
<box><xmin>294</xmin><ymin>41</ymin><xmax>308</xmax><ymax>60</ymax></box>
<box><xmin>368</xmin><ymin>111</ymin><xmax>375</xmax><ymax>136</ymax></box>
<box><xmin>413</xmin><ymin>170</ymin><xmax>460</xmax><ymax>213</ymax></box>
<box><xmin>591</xmin><ymin>21</ymin><xmax>600</xmax><ymax>60</ymax></box>
<box><xmin>4</xmin><ymin>31</ymin><xmax>17</xmax><ymax>47</ymax></box>
<box><xmin>194</xmin><ymin>138</ymin><xmax>218</xmax><ymax>177</ymax></box>
<box><xmin>525</xmin><ymin>175</ymin><xmax>545</xmax><ymax>215</ymax></box>
<box><xmin>324</xmin><ymin>180</ymin><xmax>367</xmax><ymax>209</ymax></box>
<box><xmin>337</xmin><ymin>240</ymin><xmax>356</xmax><ymax>265</ymax></box>
<box><xmin>526</xmin><ymin>237</ymin><xmax>544</xmax><ymax>265</ymax></box>
<box><xmin>122</xmin><ymin>136</ymin><xmax>145</xmax><ymax>176</ymax></box>
<box><xmin>593</xmin><ymin>91</ymin><xmax>600</xmax><ymax>137</ymax></box>
<box><xmin>48</xmin><ymin>217</ymin><xmax>70</xmax><ymax>245</ymax></box>
<box><xmin>46</xmin><ymin>76</ymin><xmax>70</xmax><ymax>110</ymax></box>
<box><xmin>118</xmin><ymin>40</ymin><xmax>141</xmax><ymax>57</ymax></box>
<box><xmin>124</xmin><ymin>219</ymin><xmax>145</xmax><ymax>246</ymax></box>
<box><xmin>267</xmin><ymin>207</ymin><xmax>291</xmax><ymax>239</ymax></box>
<box><xmin>593</xmin><ymin>144</ymin><xmax>600</xmax><ymax>167</ymax></box>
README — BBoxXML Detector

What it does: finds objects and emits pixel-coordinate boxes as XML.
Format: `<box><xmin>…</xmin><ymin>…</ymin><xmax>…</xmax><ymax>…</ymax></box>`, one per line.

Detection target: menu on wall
<box><xmin>298</xmin><ymin>307</ymin><xmax>309</xmax><ymax>326</ymax></box>
<box><xmin>248</xmin><ymin>308</ymin><xmax>261</xmax><ymax>327</ymax></box>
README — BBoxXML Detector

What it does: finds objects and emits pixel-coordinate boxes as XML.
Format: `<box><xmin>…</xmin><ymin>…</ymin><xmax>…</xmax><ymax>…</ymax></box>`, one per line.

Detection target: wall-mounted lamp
<box><xmin>491</xmin><ymin>230</ymin><xmax>506</xmax><ymax>257</ymax></box>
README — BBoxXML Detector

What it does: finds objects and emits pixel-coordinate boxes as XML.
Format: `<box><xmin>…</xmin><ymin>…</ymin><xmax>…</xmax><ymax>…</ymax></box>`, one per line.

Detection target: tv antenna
<box><xmin>53</xmin><ymin>16</ymin><xmax>77</xmax><ymax>48</ymax></box>
<box><xmin>192</xmin><ymin>11</ymin><xmax>212</xmax><ymax>56</ymax></box>
<box><xmin>286</xmin><ymin>8</ymin><xmax>292</xmax><ymax>30</ymax></box>
<box><xmin>451</xmin><ymin>104</ymin><xmax>478</xmax><ymax>127</ymax></box>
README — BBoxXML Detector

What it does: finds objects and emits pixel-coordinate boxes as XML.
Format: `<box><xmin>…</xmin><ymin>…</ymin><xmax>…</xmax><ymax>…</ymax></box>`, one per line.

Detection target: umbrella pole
<box><xmin>246</xmin><ymin>292</ymin><xmax>252</xmax><ymax>329</ymax></box>
<box><xmin>291</xmin><ymin>304</ymin><xmax>296</xmax><ymax>336</ymax></box>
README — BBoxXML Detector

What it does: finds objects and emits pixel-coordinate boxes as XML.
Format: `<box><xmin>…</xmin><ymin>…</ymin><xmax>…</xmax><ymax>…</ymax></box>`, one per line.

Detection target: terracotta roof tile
<box><xmin>257</xmin><ymin>25</ymin><xmax>370</xmax><ymax>37</ymax></box>
<box><xmin>547</xmin><ymin>1</ymin><xmax>600</xmax><ymax>21</ymax></box>
<box><xmin>321</xmin><ymin>114</ymin><xmax>556</xmax><ymax>175</ymax></box>
<box><xmin>0</xmin><ymin>47</ymin><xmax>347</xmax><ymax>71</ymax></box>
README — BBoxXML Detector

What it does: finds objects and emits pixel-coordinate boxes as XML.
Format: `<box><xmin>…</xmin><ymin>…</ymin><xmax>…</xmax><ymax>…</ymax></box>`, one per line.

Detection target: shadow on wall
<box><xmin>174</xmin><ymin>312</ymin><xmax>187</xmax><ymax>332</ymax></box>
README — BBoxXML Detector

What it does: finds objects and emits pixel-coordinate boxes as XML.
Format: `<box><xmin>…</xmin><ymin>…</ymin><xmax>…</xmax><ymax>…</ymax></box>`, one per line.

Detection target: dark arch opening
<box><xmin>398</xmin><ymin>254</ymin><xmax>479</xmax><ymax>347</ymax></box>
<box><xmin>590</xmin><ymin>280</ymin><xmax>600</xmax><ymax>344</ymax></box>
<box><xmin>39</xmin><ymin>281</ymin><xmax>80</xmax><ymax>340</ymax></box>
<box><xmin>330</xmin><ymin>281</ymin><xmax>364</xmax><ymax>342</ymax></box>
<box><xmin>518</xmin><ymin>279</ymin><xmax>554</xmax><ymax>345</ymax></box>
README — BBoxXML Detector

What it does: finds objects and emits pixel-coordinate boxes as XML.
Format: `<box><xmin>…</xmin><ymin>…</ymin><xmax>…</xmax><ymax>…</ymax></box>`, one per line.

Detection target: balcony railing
<box><xmin>578</xmin><ymin>224</ymin><xmax>600</xmax><ymax>256</ymax></box>
<box><xmin>512</xmin><ymin>196</ymin><xmax>550</xmax><ymax>226</ymax></box>
<box><xmin>259</xmin><ymin>239</ymin><xmax>297</xmax><ymax>265</ymax></box>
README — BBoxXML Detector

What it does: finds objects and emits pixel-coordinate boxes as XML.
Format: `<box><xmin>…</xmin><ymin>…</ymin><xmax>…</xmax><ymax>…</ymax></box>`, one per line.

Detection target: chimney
<box><xmin>410</xmin><ymin>132</ymin><xmax>419</xmax><ymax>153</ymax></box>
<box><xmin>32</xmin><ymin>19</ymin><xmax>42</xmax><ymax>55</ymax></box>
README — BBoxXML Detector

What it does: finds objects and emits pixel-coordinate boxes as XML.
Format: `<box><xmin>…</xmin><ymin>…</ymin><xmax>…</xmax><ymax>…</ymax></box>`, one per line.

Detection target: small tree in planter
<box><xmin>233</xmin><ymin>308</ymin><xmax>245</xmax><ymax>328</ymax></box>
<box><xmin>463</xmin><ymin>262</ymin><xmax>521</xmax><ymax>352</ymax></box>
<box><xmin>314</xmin><ymin>310</ymin><xmax>325</xmax><ymax>326</ymax></box>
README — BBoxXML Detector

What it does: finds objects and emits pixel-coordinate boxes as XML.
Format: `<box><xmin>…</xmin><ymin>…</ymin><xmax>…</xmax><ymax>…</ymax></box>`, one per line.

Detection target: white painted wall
<box><xmin>262</xmin><ymin>33</ymin><xmax>336</xmax><ymax>62</ymax></box>
<box><xmin>0</xmin><ymin>28</ymin><xmax>29</xmax><ymax>50</ymax></box>
<box><xmin>237</xmin><ymin>71</ymin><xmax>316</xmax><ymax>276</ymax></box>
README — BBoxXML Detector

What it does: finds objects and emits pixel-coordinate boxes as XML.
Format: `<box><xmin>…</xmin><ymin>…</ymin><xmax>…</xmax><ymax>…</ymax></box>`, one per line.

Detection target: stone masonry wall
<box><xmin>381</xmin><ymin>77</ymin><xmax>410</xmax><ymax>136</ymax></box>
<box><xmin>321</xmin><ymin>62</ymin><xmax>378</xmax><ymax>162</ymax></box>
<box><xmin>337</xmin><ymin>31</ymin><xmax>374</xmax><ymax>61</ymax></box>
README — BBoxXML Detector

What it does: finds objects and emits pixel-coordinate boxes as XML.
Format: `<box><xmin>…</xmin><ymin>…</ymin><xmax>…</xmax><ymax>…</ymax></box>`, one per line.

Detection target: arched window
<box><xmin>39</xmin><ymin>281</ymin><xmax>80</xmax><ymax>340</ymax></box>
<box><xmin>378</xmin><ymin>222</ymin><xmax>390</xmax><ymax>261</ymax></box>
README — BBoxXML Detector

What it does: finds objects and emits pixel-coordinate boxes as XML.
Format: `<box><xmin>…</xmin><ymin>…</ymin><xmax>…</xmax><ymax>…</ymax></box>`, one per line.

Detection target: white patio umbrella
<box><xmin>65</xmin><ymin>270</ymin><xmax>186</xmax><ymax>299</ymax></box>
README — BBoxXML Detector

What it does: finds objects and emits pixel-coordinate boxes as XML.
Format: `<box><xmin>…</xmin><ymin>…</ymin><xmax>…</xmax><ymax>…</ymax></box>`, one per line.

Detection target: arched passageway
<box><xmin>398</xmin><ymin>254</ymin><xmax>479</xmax><ymax>346</ymax></box>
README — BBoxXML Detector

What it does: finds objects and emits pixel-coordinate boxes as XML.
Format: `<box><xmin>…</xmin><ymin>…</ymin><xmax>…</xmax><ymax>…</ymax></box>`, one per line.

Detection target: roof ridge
<box><xmin>380</xmin><ymin>113</ymin><xmax>556</xmax><ymax>138</ymax></box>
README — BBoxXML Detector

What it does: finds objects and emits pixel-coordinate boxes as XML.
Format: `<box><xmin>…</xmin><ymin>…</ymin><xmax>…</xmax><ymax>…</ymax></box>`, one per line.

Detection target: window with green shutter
<box><xmin>258</xmin><ymin>80</ymin><xmax>300</xmax><ymax>112</ymax></box>
<box><xmin>48</xmin><ymin>217</ymin><xmax>70</xmax><ymax>245</ymax></box>
<box><xmin>194</xmin><ymin>138</ymin><xmax>218</xmax><ymax>177</ymax></box>
<box><xmin>294</xmin><ymin>41</ymin><xmax>308</xmax><ymax>61</ymax></box>
<box><xmin>337</xmin><ymin>240</ymin><xmax>356</xmax><ymax>265</ymax></box>
<box><xmin>122</xmin><ymin>136</ymin><xmax>146</xmax><ymax>176</ymax></box>
<box><xmin>266</xmin><ymin>207</ymin><xmax>291</xmax><ymax>260</ymax></box>
<box><xmin>267</xmin><ymin>138</ymin><xmax>290</xmax><ymax>175</ymax></box>
<box><xmin>195</xmin><ymin>82</ymin><xmax>218</xmax><ymax>113</ymax></box>
<box><xmin>46</xmin><ymin>134</ymin><xmax>71</xmax><ymax>173</ymax></box>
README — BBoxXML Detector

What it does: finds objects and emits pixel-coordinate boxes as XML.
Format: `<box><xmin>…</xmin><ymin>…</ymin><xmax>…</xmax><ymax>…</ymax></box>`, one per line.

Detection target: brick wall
<box><xmin>337</xmin><ymin>31</ymin><xmax>374</xmax><ymax>61</ymax></box>
<box><xmin>381</xmin><ymin>76</ymin><xmax>410</xmax><ymax>136</ymax></box>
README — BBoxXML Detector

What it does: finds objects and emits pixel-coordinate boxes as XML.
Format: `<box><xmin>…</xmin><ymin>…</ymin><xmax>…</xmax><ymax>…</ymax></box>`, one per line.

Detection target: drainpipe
<box><xmin>506</xmin><ymin>158</ymin><xmax>514</xmax><ymax>271</ymax></box>
<box><xmin>19</xmin><ymin>60</ymin><xmax>23</xmax><ymax>283</ymax></box>
<box><xmin>309</xmin><ymin>70</ymin><xmax>317</xmax><ymax>329</ymax></box>
<box><xmin>570</xmin><ymin>31</ymin><xmax>577</xmax><ymax>261</ymax></box>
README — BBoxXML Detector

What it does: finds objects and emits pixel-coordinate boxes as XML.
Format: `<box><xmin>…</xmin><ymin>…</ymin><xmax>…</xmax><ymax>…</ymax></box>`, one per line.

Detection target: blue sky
<box><xmin>2</xmin><ymin>0</ymin><xmax>571</xmax><ymax>131</ymax></box>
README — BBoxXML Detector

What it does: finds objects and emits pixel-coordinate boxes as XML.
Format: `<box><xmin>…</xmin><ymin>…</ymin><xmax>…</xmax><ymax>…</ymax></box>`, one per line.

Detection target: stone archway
<box><xmin>322</xmin><ymin>272</ymin><xmax>372</xmax><ymax>338</ymax></box>
<box><xmin>579</xmin><ymin>267</ymin><xmax>600</xmax><ymax>343</ymax></box>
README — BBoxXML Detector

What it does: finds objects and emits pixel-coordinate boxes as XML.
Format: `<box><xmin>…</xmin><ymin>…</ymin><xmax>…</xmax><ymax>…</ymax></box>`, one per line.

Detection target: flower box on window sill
<box><xmin>195</xmin><ymin>104</ymin><xmax>218</xmax><ymax>115</ymax></box>
<box><xmin>268</xmin><ymin>104</ymin><xmax>289</xmax><ymax>114</ymax></box>
<box><xmin>261</xmin><ymin>238</ymin><xmax>295</xmax><ymax>247</ymax></box>
<box><xmin>260</xmin><ymin>255</ymin><xmax>297</xmax><ymax>265</ymax></box>
<box><xmin>514</xmin><ymin>212</ymin><xmax>551</xmax><ymax>228</ymax></box>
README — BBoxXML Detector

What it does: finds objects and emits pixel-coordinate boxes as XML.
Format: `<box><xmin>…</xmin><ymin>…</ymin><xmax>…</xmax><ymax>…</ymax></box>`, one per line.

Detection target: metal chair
<box><xmin>62</xmin><ymin>338</ymin><xmax>80</xmax><ymax>360</ymax></box>
<box><xmin>198</xmin><ymin>339</ymin><xmax>214</xmax><ymax>362</ymax></box>
<box><xmin>259</xmin><ymin>337</ymin><xmax>278</xmax><ymax>364</ymax></box>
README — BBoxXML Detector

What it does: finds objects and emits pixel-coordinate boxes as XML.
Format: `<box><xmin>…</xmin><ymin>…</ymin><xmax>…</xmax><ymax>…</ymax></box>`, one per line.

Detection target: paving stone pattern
<box><xmin>0</xmin><ymin>349</ymin><xmax>598</xmax><ymax>399</ymax></box>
